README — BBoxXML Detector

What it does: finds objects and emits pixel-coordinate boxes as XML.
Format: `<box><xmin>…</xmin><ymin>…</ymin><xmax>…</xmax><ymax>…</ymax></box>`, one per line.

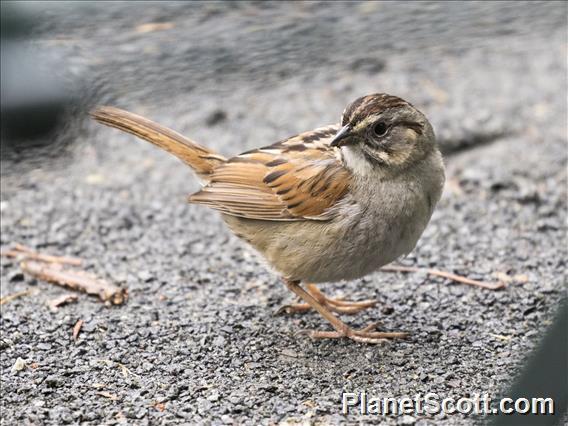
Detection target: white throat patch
<box><xmin>341</xmin><ymin>146</ymin><xmax>374</xmax><ymax>176</ymax></box>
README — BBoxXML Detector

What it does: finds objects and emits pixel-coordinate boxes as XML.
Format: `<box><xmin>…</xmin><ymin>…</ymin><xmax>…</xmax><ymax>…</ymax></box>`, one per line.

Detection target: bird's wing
<box><xmin>189</xmin><ymin>125</ymin><xmax>351</xmax><ymax>221</ymax></box>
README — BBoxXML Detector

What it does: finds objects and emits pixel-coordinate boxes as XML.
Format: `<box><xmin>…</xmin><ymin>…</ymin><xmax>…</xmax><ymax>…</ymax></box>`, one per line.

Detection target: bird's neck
<box><xmin>340</xmin><ymin>146</ymin><xmax>376</xmax><ymax>177</ymax></box>
<box><xmin>342</xmin><ymin>145</ymin><xmax>444</xmax><ymax>189</ymax></box>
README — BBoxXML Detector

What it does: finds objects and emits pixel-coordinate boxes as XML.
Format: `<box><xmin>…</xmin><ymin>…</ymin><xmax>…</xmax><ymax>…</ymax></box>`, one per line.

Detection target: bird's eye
<box><xmin>373</xmin><ymin>122</ymin><xmax>388</xmax><ymax>137</ymax></box>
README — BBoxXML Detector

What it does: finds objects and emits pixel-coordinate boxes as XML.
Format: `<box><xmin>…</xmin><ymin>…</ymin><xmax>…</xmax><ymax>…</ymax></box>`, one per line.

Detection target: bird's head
<box><xmin>331</xmin><ymin>93</ymin><xmax>436</xmax><ymax>175</ymax></box>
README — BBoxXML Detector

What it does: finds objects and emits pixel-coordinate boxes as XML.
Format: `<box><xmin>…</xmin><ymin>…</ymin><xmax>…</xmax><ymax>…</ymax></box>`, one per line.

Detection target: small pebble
<box><xmin>11</xmin><ymin>357</ymin><xmax>26</xmax><ymax>374</ymax></box>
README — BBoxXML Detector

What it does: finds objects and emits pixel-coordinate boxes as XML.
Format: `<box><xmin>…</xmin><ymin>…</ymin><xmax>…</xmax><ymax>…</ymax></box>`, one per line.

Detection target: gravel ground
<box><xmin>1</xmin><ymin>2</ymin><xmax>566</xmax><ymax>425</ymax></box>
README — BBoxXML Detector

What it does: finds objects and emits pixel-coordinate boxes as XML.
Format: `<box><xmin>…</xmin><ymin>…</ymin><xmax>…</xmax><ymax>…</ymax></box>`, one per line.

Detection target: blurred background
<box><xmin>1</xmin><ymin>2</ymin><xmax>566</xmax><ymax>424</ymax></box>
<box><xmin>2</xmin><ymin>1</ymin><xmax>565</xmax><ymax>166</ymax></box>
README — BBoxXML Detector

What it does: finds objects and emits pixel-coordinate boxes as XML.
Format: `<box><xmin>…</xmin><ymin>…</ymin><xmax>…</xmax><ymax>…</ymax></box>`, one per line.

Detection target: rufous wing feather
<box><xmin>189</xmin><ymin>125</ymin><xmax>352</xmax><ymax>221</ymax></box>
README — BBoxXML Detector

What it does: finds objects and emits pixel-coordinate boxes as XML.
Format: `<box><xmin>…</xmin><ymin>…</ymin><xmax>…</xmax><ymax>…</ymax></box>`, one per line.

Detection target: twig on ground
<box><xmin>96</xmin><ymin>391</ymin><xmax>119</xmax><ymax>401</ymax></box>
<box><xmin>20</xmin><ymin>261</ymin><xmax>128</xmax><ymax>305</ymax></box>
<box><xmin>2</xmin><ymin>243</ymin><xmax>127</xmax><ymax>305</ymax></box>
<box><xmin>0</xmin><ymin>290</ymin><xmax>34</xmax><ymax>305</ymax></box>
<box><xmin>48</xmin><ymin>294</ymin><xmax>79</xmax><ymax>311</ymax></box>
<box><xmin>1</xmin><ymin>244</ymin><xmax>83</xmax><ymax>266</ymax></box>
<box><xmin>488</xmin><ymin>333</ymin><xmax>512</xmax><ymax>342</ymax></box>
<box><xmin>97</xmin><ymin>359</ymin><xmax>140</xmax><ymax>379</ymax></box>
<box><xmin>73</xmin><ymin>319</ymin><xmax>84</xmax><ymax>341</ymax></box>
<box><xmin>381</xmin><ymin>265</ymin><xmax>506</xmax><ymax>290</ymax></box>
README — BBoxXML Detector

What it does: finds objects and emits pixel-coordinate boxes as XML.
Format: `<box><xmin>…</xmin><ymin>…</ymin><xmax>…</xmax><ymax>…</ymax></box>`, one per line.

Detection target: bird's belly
<box><xmin>294</xmin><ymin>211</ymin><xmax>427</xmax><ymax>283</ymax></box>
<box><xmin>223</xmin><ymin>197</ymin><xmax>431</xmax><ymax>283</ymax></box>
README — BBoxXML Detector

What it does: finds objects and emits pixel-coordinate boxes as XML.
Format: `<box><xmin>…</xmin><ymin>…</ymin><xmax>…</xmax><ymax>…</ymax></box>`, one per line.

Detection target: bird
<box><xmin>91</xmin><ymin>93</ymin><xmax>445</xmax><ymax>344</ymax></box>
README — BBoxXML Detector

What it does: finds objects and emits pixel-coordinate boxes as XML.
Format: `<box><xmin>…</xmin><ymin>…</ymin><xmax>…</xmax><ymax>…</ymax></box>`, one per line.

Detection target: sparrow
<box><xmin>91</xmin><ymin>93</ymin><xmax>445</xmax><ymax>344</ymax></box>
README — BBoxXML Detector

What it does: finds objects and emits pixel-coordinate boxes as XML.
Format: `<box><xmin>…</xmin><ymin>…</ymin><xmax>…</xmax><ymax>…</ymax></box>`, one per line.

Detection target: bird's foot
<box><xmin>276</xmin><ymin>284</ymin><xmax>378</xmax><ymax>315</ymax></box>
<box><xmin>299</xmin><ymin>322</ymin><xmax>408</xmax><ymax>344</ymax></box>
<box><xmin>277</xmin><ymin>298</ymin><xmax>377</xmax><ymax>315</ymax></box>
<box><xmin>282</xmin><ymin>280</ymin><xmax>406</xmax><ymax>345</ymax></box>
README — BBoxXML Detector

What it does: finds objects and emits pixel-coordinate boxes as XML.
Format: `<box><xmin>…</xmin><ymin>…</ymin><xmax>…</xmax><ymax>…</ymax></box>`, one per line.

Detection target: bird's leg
<box><xmin>276</xmin><ymin>283</ymin><xmax>378</xmax><ymax>315</ymax></box>
<box><xmin>282</xmin><ymin>279</ymin><xmax>407</xmax><ymax>344</ymax></box>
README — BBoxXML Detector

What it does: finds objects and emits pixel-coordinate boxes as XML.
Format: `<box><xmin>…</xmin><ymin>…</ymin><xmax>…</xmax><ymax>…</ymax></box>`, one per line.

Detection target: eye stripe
<box><xmin>395</xmin><ymin>120</ymin><xmax>423</xmax><ymax>134</ymax></box>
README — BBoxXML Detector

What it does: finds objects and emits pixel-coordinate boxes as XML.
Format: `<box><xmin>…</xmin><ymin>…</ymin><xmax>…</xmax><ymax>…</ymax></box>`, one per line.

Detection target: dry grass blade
<box><xmin>20</xmin><ymin>261</ymin><xmax>128</xmax><ymax>305</ymax></box>
<box><xmin>1</xmin><ymin>243</ymin><xmax>83</xmax><ymax>266</ymax></box>
<box><xmin>381</xmin><ymin>265</ymin><xmax>505</xmax><ymax>290</ymax></box>
<box><xmin>0</xmin><ymin>290</ymin><xmax>34</xmax><ymax>305</ymax></box>
<box><xmin>96</xmin><ymin>359</ymin><xmax>140</xmax><ymax>379</ymax></box>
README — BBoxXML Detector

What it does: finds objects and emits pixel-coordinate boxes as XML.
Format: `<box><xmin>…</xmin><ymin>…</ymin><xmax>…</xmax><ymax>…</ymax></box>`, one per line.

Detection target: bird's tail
<box><xmin>90</xmin><ymin>106</ymin><xmax>226</xmax><ymax>178</ymax></box>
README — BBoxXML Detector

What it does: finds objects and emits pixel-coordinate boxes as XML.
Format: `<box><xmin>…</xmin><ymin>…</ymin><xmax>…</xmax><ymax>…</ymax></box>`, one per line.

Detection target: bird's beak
<box><xmin>330</xmin><ymin>125</ymin><xmax>353</xmax><ymax>148</ymax></box>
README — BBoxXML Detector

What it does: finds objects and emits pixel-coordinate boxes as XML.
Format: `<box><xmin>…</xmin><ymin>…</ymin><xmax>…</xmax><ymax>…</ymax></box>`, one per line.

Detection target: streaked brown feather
<box><xmin>189</xmin><ymin>125</ymin><xmax>352</xmax><ymax>221</ymax></box>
